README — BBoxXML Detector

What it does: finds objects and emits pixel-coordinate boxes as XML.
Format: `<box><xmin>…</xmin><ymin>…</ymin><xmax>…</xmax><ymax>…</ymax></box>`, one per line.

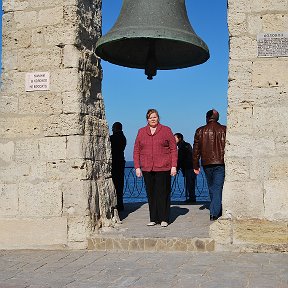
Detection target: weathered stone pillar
<box><xmin>0</xmin><ymin>0</ymin><xmax>116</xmax><ymax>249</ymax></box>
<box><xmin>210</xmin><ymin>0</ymin><xmax>288</xmax><ymax>252</ymax></box>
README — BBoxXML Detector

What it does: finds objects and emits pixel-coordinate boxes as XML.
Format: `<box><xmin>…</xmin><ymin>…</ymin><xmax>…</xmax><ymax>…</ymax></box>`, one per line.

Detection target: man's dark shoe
<box><xmin>210</xmin><ymin>215</ymin><xmax>219</xmax><ymax>221</ymax></box>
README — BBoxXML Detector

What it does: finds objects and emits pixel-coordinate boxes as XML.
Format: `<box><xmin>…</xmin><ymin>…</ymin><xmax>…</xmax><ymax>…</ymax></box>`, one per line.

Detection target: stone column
<box><xmin>0</xmin><ymin>0</ymin><xmax>116</xmax><ymax>249</ymax></box>
<box><xmin>210</xmin><ymin>0</ymin><xmax>288</xmax><ymax>252</ymax></box>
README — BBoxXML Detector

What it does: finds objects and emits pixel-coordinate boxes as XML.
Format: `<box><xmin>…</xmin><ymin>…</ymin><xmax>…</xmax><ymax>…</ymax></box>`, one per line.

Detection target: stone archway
<box><xmin>0</xmin><ymin>0</ymin><xmax>287</xmax><ymax>251</ymax></box>
<box><xmin>210</xmin><ymin>0</ymin><xmax>288</xmax><ymax>252</ymax></box>
<box><xmin>0</xmin><ymin>0</ymin><xmax>116</xmax><ymax>249</ymax></box>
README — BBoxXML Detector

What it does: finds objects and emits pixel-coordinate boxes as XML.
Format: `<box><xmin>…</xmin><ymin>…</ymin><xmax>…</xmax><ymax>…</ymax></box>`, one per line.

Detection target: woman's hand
<box><xmin>135</xmin><ymin>168</ymin><xmax>142</xmax><ymax>178</ymax></box>
<box><xmin>170</xmin><ymin>166</ymin><xmax>177</xmax><ymax>176</ymax></box>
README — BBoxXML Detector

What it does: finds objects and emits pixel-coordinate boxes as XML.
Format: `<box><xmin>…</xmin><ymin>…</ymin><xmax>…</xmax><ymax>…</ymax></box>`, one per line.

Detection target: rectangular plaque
<box><xmin>25</xmin><ymin>72</ymin><xmax>50</xmax><ymax>92</ymax></box>
<box><xmin>257</xmin><ymin>32</ymin><xmax>288</xmax><ymax>57</ymax></box>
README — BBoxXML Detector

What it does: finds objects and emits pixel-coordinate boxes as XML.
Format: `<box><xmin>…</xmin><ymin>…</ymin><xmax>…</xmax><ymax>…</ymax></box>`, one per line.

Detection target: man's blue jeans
<box><xmin>203</xmin><ymin>165</ymin><xmax>225</xmax><ymax>217</ymax></box>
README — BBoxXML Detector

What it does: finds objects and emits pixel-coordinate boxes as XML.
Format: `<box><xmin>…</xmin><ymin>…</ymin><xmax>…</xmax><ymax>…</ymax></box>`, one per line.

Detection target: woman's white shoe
<box><xmin>161</xmin><ymin>221</ymin><xmax>168</xmax><ymax>227</ymax></box>
<box><xmin>147</xmin><ymin>222</ymin><xmax>156</xmax><ymax>226</ymax></box>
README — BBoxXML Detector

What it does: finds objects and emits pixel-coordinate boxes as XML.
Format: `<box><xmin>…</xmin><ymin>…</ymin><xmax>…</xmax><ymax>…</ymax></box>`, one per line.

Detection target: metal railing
<box><xmin>123</xmin><ymin>166</ymin><xmax>209</xmax><ymax>202</ymax></box>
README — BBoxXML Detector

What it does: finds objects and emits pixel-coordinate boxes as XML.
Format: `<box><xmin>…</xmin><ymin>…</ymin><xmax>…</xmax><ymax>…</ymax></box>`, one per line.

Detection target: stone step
<box><xmin>87</xmin><ymin>202</ymin><xmax>214</xmax><ymax>252</ymax></box>
<box><xmin>87</xmin><ymin>236</ymin><xmax>215</xmax><ymax>252</ymax></box>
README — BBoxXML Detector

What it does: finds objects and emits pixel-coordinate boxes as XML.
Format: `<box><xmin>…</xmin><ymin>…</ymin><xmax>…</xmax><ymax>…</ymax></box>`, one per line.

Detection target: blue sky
<box><xmin>0</xmin><ymin>1</ymin><xmax>228</xmax><ymax>161</ymax></box>
<box><xmin>102</xmin><ymin>1</ymin><xmax>229</xmax><ymax>160</ymax></box>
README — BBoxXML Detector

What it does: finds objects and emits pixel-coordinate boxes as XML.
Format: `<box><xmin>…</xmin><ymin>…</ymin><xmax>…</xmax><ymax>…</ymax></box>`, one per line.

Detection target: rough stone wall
<box><xmin>211</xmin><ymin>0</ymin><xmax>288</xmax><ymax>251</ymax></box>
<box><xmin>0</xmin><ymin>0</ymin><xmax>116</xmax><ymax>249</ymax></box>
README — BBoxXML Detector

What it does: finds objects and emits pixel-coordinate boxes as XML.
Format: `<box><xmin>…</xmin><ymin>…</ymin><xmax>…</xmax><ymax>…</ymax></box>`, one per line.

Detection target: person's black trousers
<box><xmin>112</xmin><ymin>163</ymin><xmax>125</xmax><ymax>211</ymax></box>
<box><xmin>143</xmin><ymin>171</ymin><xmax>171</xmax><ymax>223</ymax></box>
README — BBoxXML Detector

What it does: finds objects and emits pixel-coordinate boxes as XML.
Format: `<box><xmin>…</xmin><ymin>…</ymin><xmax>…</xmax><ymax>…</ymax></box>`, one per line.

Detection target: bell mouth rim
<box><xmin>96</xmin><ymin>26</ymin><xmax>209</xmax><ymax>51</ymax></box>
<box><xmin>96</xmin><ymin>36</ymin><xmax>210</xmax><ymax>70</ymax></box>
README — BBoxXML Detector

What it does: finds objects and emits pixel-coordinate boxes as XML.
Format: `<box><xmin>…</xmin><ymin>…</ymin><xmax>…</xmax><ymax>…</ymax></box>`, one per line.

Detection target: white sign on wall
<box><xmin>25</xmin><ymin>72</ymin><xmax>50</xmax><ymax>91</ymax></box>
<box><xmin>257</xmin><ymin>32</ymin><xmax>288</xmax><ymax>57</ymax></box>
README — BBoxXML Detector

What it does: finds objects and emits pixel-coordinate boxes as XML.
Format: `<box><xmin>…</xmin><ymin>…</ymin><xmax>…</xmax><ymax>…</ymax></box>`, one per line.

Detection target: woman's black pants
<box><xmin>142</xmin><ymin>171</ymin><xmax>171</xmax><ymax>223</ymax></box>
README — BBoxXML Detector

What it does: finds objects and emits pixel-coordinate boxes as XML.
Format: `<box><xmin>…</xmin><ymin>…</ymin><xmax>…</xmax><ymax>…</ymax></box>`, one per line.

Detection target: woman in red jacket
<box><xmin>133</xmin><ymin>109</ymin><xmax>178</xmax><ymax>227</ymax></box>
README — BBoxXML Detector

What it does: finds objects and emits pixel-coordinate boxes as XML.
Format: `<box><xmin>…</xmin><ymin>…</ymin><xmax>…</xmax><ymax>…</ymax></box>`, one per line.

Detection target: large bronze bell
<box><xmin>96</xmin><ymin>0</ymin><xmax>210</xmax><ymax>80</ymax></box>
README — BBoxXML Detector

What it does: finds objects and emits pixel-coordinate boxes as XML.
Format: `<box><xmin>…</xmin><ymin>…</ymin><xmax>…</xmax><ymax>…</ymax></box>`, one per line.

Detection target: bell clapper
<box><xmin>145</xmin><ymin>40</ymin><xmax>157</xmax><ymax>80</ymax></box>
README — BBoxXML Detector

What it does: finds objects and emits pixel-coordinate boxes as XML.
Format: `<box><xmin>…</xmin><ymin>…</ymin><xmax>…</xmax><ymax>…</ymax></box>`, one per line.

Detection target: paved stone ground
<box><xmin>1</xmin><ymin>202</ymin><xmax>287</xmax><ymax>287</ymax></box>
<box><xmin>100</xmin><ymin>202</ymin><xmax>211</xmax><ymax>238</ymax></box>
<box><xmin>0</xmin><ymin>249</ymin><xmax>287</xmax><ymax>288</ymax></box>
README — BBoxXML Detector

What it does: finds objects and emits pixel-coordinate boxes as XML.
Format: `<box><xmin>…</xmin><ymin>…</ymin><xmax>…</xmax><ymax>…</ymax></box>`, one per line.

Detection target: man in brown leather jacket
<box><xmin>192</xmin><ymin>109</ymin><xmax>226</xmax><ymax>220</ymax></box>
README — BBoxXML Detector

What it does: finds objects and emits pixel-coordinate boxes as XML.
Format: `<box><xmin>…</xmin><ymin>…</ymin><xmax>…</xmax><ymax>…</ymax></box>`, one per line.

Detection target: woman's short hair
<box><xmin>146</xmin><ymin>108</ymin><xmax>160</xmax><ymax>120</ymax></box>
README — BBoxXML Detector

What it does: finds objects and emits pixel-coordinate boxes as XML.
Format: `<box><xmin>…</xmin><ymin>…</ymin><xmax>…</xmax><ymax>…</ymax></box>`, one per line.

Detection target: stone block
<box><xmin>63</xmin><ymin>5</ymin><xmax>78</xmax><ymax>24</ymax></box>
<box><xmin>43</xmin><ymin>24</ymin><xmax>77</xmax><ymax>46</ymax></box>
<box><xmin>63</xmin><ymin>45</ymin><xmax>80</xmax><ymax>68</ymax></box>
<box><xmin>84</xmin><ymin>117</ymin><xmax>109</xmax><ymax>136</ymax></box>
<box><xmin>0</xmin><ymin>183</ymin><xmax>18</xmax><ymax>216</ymax></box>
<box><xmin>227</xmin><ymin>105</ymin><xmax>253</xmax><ymax>134</ymax></box>
<box><xmin>15</xmin><ymin>139</ymin><xmax>39</xmax><ymax>163</ymax></box>
<box><xmin>228</xmin><ymin>60</ymin><xmax>253</xmax><ymax>87</ymax></box>
<box><xmin>46</xmin><ymin>159</ymin><xmax>92</xmax><ymax>181</ymax></box>
<box><xmin>1</xmin><ymin>71</ymin><xmax>27</xmax><ymax>95</ymax></box>
<box><xmin>67</xmin><ymin>216</ymin><xmax>90</xmax><ymax>242</ymax></box>
<box><xmin>29</xmin><ymin>162</ymin><xmax>47</xmax><ymax>181</ymax></box>
<box><xmin>19</xmin><ymin>92</ymin><xmax>62</xmax><ymax>115</ymax></box>
<box><xmin>50</xmin><ymin>68</ymin><xmax>79</xmax><ymax>93</ymax></box>
<box><xmin>2</xmin><ymin>29</ymin><xmax>31</xmax><ymax>49</ymax></box>
<box><xmin>228</xmin><ymin>86</ymin><xmax>288</xmax><ymax>107</ymax></box>
<box><xmin>233</xmin><ymin>219</ymin><xmax>288</xmax><ymax>245</ymax></box>
<box><xmin>0</xmin><ymin>163</ymin><xmax>30</xmax><ymax>182</ymax></box>
<box><xmin>80</xmin><ymin>134</ymin><xmax>110</xmax><ymax>161</ymax></box>
<box><xmin>250</xmin><ymin>156</ymin><xmax>288</xmax><ymax>181</ymax></box>
<box><xmin>209</xmin><ymin>219</ymin><xmax>233</xmax><ymax>245</ymax></box>
<box><xmin>253</xmin><ymin>106</ymin><xmax>288</xmax><ymax>136</ymax></box>
<box><xmin>224</xmin><ymin>156</ymin><xmax>250</xmax><ymax>182</ymax></box>
<box><xmin>262</xmin><ymin>14</ymin><xmax>288</xmax><ymax>32</ymax></box>
<box><xmin>38</xmin><ymin>6</ymin><xmax>64</xmax><ymax>26</ymax></box>
<box><xmin>252</xmin><ymin>60</ymin><xmax>288</xmax><ymax>88</ymax></box>
<box><xmin>14</xmin><ymin>10</ymin><xmax>37</xmax><ymax>29</ymax></box>
<box><xmin>275</xmin><ymin>136</ymin><xmax>288</xmax><ymax>155</ymax></box>
<box><xmin>28</xmin><ymin>0</ymin><xmax>74</xmax><ymax>8</ymax></box>
<box><xmin>0</xmin><ymin>217</ymin><xmax>68</xmax><ymax>249</ymax></box>
<box><xmin>250</xmin><ymin>0</ymin><xmax>288</xmax><ymax>12</ymax></box>
<box><xmin>2</xmin><ymin>12</ymin><xmax>15</xmax><ymax>31</ymax></box>
<box><xmin>228</xmin><ymin>12</ymin><xmax>247</xmax><ymax>35</ymax></box>
<box><xmin>2</xmin><ymin>0</ymin><xmax>29</xmax><ymax>12</ymax></box>
<box><xmin>222</xmin><ymin>180</ymin><xmax>265</xmax><ymax>218</ymax></box>
<box><xmin>2</xmin><ymin>50</ymin><xmax>18</xmax><ymax>71</ymax></box>
<box><xmin>62</xmin><ymin>180</ymin><xmax>89</xmax><ymax>215</ymax></box>
<box><xmin>39</xmin><ymin>136</ymin><xmax>67</xmax><ymax>161</ymax></box>
<box><xmin>0</xmin><ymin>141</ymin><xmax>15</xmax><ymax>164</ymax></box>
<box><xmin>0</xmin><ymin>93</ymin><xmax>18</xmax><ymax>114</ymax></box>
<box><xmin>62</xmin><ymin>91</ymin><xmax>82</xmax><ymax>114</ymax></box>
<box><xmin>17</xmin><ymin>47</ymin><xmax>62</xmax><ymax>70</ymax></box>
<box><xmin>229</xmin><ymin>36</ymin><xmax>257</xmax><ymax>60</ymax></box>
<box><xmin>18</xmin><ymin>181</ymin><xmax>62</xmax><ymax>217</ymax></box>
<box><xmin>228</xmin><ymin>0</ymin><xmax>252</xmax><ymax>13</ymax></box>
<box><xmin>225</xmin><ymin>134</ymin><xmax>275</xmax><ymax>157</ymax></box>
<box><xmin>0</xmin><ymin>116</ymin><xmax>42</xmax><ymax>139</ymax></box>
<box><xmin>247</xmin><ymin>15</ymin><xmax>263</xmax><ymax>35</ymax></box>
<box><xmin>43</xmin><ymin>114</ymin><xmax>84</xmax><ymax>136</ymax></box>
<box><xmin>264</xmin><ymin>180</ymin><xmax>288</xmax><ymax>220</ymax></box>
<box><xmin>66</xmin><ymin>135</ymin><xmax>84</xmax><ymax>159</ymax></box>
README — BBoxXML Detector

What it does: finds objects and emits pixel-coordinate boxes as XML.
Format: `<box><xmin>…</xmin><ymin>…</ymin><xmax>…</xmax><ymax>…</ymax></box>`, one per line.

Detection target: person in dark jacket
<box><xmin>110</xmin><ymin>122</ymin><xmax>127</xmax><ymax>211</ymax></box>
<box><xmin>193</xmin><ymin>109</ymin><xmax>226</xmax><ymax>220</ymax></box>
<box><xmin>174</xmin><ymin>133</ymin><xmax>196</xmax><ymax>203</ymax></box>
